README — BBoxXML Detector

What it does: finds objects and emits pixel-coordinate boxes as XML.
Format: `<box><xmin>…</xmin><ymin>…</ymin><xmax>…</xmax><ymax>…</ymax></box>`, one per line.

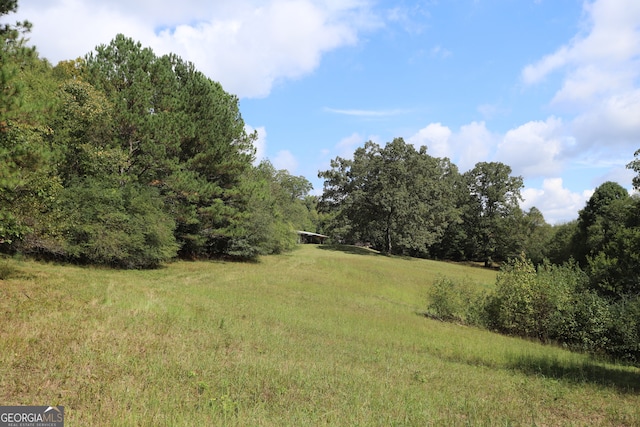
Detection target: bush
<box><xmin>426</xmin><ymin>276</ymin><xmax>480</xmax><ymax>324</ymax></box>
<box><xmin>60</xmin><ymin>179</ymin><xmax>178</xmax><ymax>268</ymax></box>
<box><xmin>485</xmin><ymin>256</ymin><xmax>538</xmax><ymax>337</ymax></box>
<box><xmin>425</xmin><ymin>255</ymin><xmax>639</xmax><ymax>365</ymax></box>
<box><xmin>607</xmin><ymin>297</ymin><xmax>640</xmax><ymax>364</ymax></box>
<box><xmin>484</xmin><ymin>257</ymin><xmax>591</xmax><ymax>343</ymax></box>
<box><xmin>535</xmin><ymin>261</ymin><xmax>590</xmax><ymax>342</ymax></box>
<box><xmin>566</xmin><ymin>290</ymin><xmax>612</xmax><ymax>354</ymax></box>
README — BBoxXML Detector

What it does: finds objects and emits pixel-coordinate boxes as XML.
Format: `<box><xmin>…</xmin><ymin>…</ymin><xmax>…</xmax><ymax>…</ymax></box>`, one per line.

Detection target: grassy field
<box><xmin>1</xmin><ymin>245</ymin><xmax>639</xmax><ymax>426</ymax></box>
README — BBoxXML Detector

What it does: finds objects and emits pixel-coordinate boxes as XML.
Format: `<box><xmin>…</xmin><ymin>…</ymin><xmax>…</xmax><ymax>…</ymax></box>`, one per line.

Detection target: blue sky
<box><xmin>10</xmin><ymin>0</ymin><xmax>640</xmax><ymax>223</ymax></box>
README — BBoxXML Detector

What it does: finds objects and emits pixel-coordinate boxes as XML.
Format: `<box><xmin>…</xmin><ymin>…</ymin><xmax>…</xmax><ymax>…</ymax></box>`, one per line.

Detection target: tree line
<box><xmin>1</xmin><ymin>2</ymin><xmax>317</xmax><ymax>267</ymax></box>
<box><xmin>318</xmin><ymin>138</ymin><xmax>544</xmax><ymax>265</ymax></box>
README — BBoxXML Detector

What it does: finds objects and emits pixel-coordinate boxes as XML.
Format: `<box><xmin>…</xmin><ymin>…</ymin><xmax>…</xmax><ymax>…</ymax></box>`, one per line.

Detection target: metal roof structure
<box><xmin>296</xmin><ymin>230</ymin><xmax>329</xmax><ymax>244</ymax></box>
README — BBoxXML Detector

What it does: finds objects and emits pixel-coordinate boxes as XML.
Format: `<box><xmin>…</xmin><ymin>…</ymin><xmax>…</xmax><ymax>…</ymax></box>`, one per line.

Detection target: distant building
<box><xmin>296</xmin><ymin>231</ymin><xmax>329</xmax><ymax>244</ymax></box>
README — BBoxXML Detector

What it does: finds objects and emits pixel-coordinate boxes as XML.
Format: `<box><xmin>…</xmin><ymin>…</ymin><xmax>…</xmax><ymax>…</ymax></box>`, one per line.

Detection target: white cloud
<box><xmin>477</xmin><ymin>103</ymin><xmax>505</xmax><ymax>120</ymax></box>
<box><xmin>15</xmin><ymin>0</ymin><xmax>152</xmax><ymax>64</ymax></box>
<box><xmin>324</xmin><ymin>107</ymin><xmax>409</xmax><ymax>117</ymax></box>
<box><xmin>451</xmin><ymin>122</ymin><xmax>495</xmax><ymax>172</ymax></box>
<box><xmin>14</xmin><ymin>0</ymin><xmax>378</xmax><ymax>98</ymax></box>
<box><xmin>521</xmin><ymin>178</ymin><xmax>593</xmax><ymax>224</ymax></box>
<box><xmin>521</xmin><ymin>0</ymin><xmax>640</xmax><ymax>178</ymax></box>
<box><xmin>335</xmin><ymin>132</ymin><xmax>366</xmax><ymax>158</ymax></box>
<box><xmin>405</xmin><ymin>120</ymin><xmax>600</xmax><ymax>223</ymax></box>
<box><xmin>273</xmin><ymin>150</ymin><xmax>299</xmax><ymax>173</ymax></box>
<box><xmin>430</xmin><ymin>45</ymin><xmax>452</xmax><ymax>59</ymax></box>
<box><xmin>495</xmin><ymin>117</ymin><xmax>569</xmax><ymax>178</ymax></box>
<box><xmin>407</xmin><ymin>123</ymin><xmax>452</xmax><ymax>158</ymax></box>
<box><xmin>571</xmin><ymin>89</ymin><xmax>640</xmax><ymax>149</ymax></box>
<box><xmin>521</xmin><ymin>46</ymin><xmax>570</xmax><ymax>85</ymax></box>
<box><xmin>522</xmin><ymin>0</ymin><xmax>640</xmax><ymax>106</ymax></box>
<box><xmin>407</xmin><ymin>121</ymin><xmax>494</xmax><ymax>171</ymax></box>
<box><xmin>386</xmin><ymin>4</ymin><xmax>429</xmax><ymax>34</ymax></box>
<box><xmin>551</xmin><ymin>63</ymin><xmax>636</xmax><ymax>106</ymax></box>
<box><xmin>594</xmin><ymin>166</ymin><xmax>636</xmax><ymax>191</ymax></box>
<box><xmin>155</xmin><ymin>0</ymin><xmax>364</xmax><ymax>98</ymax></box>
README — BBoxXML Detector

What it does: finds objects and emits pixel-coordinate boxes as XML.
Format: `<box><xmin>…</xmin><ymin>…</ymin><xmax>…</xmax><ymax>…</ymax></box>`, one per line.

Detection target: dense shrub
<box><xmin>427</xmin><ymin>276</ymin><xmax>473</xmax><ymax>322</ymax></box>
<box><xmin>606</xmin><ymin>297</ymin><xmax>640</xmax><ymax>363</ymax></box>
<box><xmin>428</xmin><ymin>255</ymin><xmax>639</xmax><ymax>365</ymax></box>
<box><xmin>485</xmin><ymin>256</ymin><xmax>539</xmax><ymax>336</ymax></box>
<box><xmin>567</xmin><ymin>290</ymin><xmax>612</xmax><ymax>354</ymax></box>
<box><xmin>482</xmin><ymin>256</ymin><xmax>617</xmax><ymax>352</ymax></box>
<box><xmin>59</xmin><ymin>179</ymin><xmax>178</xmax><ymax>268</ymax></box>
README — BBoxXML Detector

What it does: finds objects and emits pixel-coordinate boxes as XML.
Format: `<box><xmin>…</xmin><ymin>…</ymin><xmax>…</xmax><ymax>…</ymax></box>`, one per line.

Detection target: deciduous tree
<box><xmin>462</xmin><ymin>162</ymin><xmax>524</xmax><ymax>265</ymax></box>
<box><xmin>319</xmin><ymin>138</ymin><xmax>459</xmax><ymax>256</ymax></box>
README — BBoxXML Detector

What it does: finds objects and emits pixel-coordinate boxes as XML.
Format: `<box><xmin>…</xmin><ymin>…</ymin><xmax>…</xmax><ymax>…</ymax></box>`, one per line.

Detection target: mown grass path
<box><xmin>1</xmin><ymin>246</ymin><xmax>639</xmax><ymax>425</ymax></box>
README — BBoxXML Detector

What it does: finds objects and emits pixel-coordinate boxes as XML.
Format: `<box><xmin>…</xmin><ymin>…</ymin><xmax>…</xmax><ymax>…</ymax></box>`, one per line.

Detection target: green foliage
<box><xmin>84</xmin><ymin>35</ymin><xmax>182</xmax><ymax>184</ymax></box>
<box><xmin>628</xmin><ymin>148</ymin><xmax>640</xmax><ymax>191</ymax></box>
<box><xmin>518</xmin><ymin>207</ymin><xmax>553</xmax><ymax>265</ymax></box>
<box><xmin>429</xmin><ymin>252</ymin><xmax>638</xmax><ymax>363</ymax></box>
<box><xmin>319</xmin><ymin>138</ymin><xmax>460</xmax><ymax>256</ymax></box>
<box><xmin>53</xmin><ymin>79</ymin><xmax>119</xmax><ymax>183</ymax></box>
<box><xmin>462</xmin><ymin>162</ymin><xmax>524</xmax><ymax>264</ymax></box>
<box><xmin>484</xmin><ymin>257</ymin><xmax>598</xmax><ymax>344</ymax></box>
<box><xmin>568</xmin><ymin>182</ymin><xmax>640</xmax><ymax>298</ymax></box>
<box><xmin>546</xmin><ymin>221</ymin><xmax>578</xmax><ymax>265</ymax></box>
<box><xmin>0</xmin><ymin>0</ymin><xmax>34</xmax><ymax>122</ymax></box>
<box><xmin>318</xmin><ymin>141</ymin><xmax>543</xmax><ymax>265</ymax></box>
<box><xmin>0</xmin><ymin>3</ymin><xmax>38</xmax><ymax>244</ymax></box>
<box><xmin>541</xmin><ymin>180</ymin><xmax>640</xmax><ymax>300</ymax></box>
<box><xmin>568</xmin><ymin>290</ymin><xmax>612</xmax><ymax>353</ymax></box>
<box><xmin>585</xmin><ymin>199</ymin><xmax>640</xmax><ymax>298</ymax></box>
<box><xmin>79</xmin><ymin>34</ymin><xmax>258</xmax><ymax>260</ymax></box>
<box><xmin>485</xmin><ymin>255</ymin><xmax>539</xmax><ymax>336</ymax></box>
<box><xmin>426</xmin><ymin>276</ymin><xmax>482</xmax><ymax>324</ymax></box>
<box><xmin>573</xmin><ymin>181</ymin><xmax>629</xmax><ymax>264</ymax></box>
<box><xmin>0</xmin><ymin>34</ymin><xmax>262</xmax><ymax>264</ymax></box>
<box><xmin>607</xmin><ymin>296</ymin><xmax>640</xmax><ymax>363</ymax></box>
<box><xmin>237</xmin><ymin>160</ymin><xmax>316</xmax><ymax>257</ymax></box>
<box><xmin>59</xmin><ymin>179</ymin><xmax>178</xmax><ymax>268</ymax></box>
<box><xmin>0</xmin><ymin>98</ymin><xmax>58</xmax><ymax>246</ymax></box>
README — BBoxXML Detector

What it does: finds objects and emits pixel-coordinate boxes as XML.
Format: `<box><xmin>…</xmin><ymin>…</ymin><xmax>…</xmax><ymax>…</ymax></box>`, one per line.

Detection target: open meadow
<box><xmin>1</xmin><ymin>245</ymin><xmax>639</xmax><ymax>426</ymax></box>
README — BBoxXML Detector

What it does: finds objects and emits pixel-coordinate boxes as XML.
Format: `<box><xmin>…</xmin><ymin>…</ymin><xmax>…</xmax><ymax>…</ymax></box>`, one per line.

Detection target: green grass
<box><xmin>1</xmin><ymin>245</ymin><xmax>639</xmax><ymax>426</ymax></box>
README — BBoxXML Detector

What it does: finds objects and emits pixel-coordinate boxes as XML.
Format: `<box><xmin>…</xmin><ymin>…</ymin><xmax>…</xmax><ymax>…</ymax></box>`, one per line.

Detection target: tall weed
<box><xmin>0</xmin><ymin>259</ymin><xmax>20</xmax><ymax>279</ymax></box>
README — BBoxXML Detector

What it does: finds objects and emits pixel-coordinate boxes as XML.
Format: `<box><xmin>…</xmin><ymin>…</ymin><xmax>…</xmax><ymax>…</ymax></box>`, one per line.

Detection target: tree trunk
<box><xmin>385</xmin><ymin>210</ymin><xmax>393</xmax><ymax>254</ymax></box>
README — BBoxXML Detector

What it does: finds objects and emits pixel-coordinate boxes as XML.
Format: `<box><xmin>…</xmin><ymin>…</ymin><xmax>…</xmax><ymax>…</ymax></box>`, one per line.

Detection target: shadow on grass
<box><xmin>316</xmin><ymin>244</ymin><xmax>383</xmax><ymax>256</ymax></box>
<box><xmin>506</xmin><ymin>353</ymin><xmax>640</xmax><ymax>394</ymax></box>
<box><xmin>431</xmin><ymin>346</ymin><xmax>640</xmax><ymax>394</ymax></box>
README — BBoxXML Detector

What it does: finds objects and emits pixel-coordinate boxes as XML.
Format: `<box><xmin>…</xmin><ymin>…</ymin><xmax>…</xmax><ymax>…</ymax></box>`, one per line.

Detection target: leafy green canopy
<box><xmin>68</xmin><ymin>34</ymin><xmax>262</xmax><ymax>261</ymax></box>
<box><xmin>571</xmin><ymin>181</ymin><xmax>640</xmax><ymax>298</ymax></box>
<box><xmin>318</xmin><ymin>139</ymin><xmax>532</xmax><ymax>262</ymax></box>
<box><xmin>628</xmin><ymin>149</ymin><xmax>640</xmax><ymax>191</ymax></box>
<box><xmin>319</xmin><ymin>138</ymin><xmax>461</xmax><ymax>256</ymax></box>
<box><xmin>462</xmin><ymin>162</ymin><xmax>524</xmax><ymax>265</ymax></box>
